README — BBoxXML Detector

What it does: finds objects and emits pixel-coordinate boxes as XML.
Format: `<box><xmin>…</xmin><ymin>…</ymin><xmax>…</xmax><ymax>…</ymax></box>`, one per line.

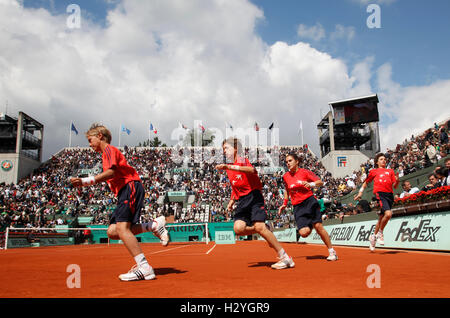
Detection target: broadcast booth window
<box><xmin>332</xmin><ymin>95</ymin><xmax>379</xmax><ymax>125</ymax></box>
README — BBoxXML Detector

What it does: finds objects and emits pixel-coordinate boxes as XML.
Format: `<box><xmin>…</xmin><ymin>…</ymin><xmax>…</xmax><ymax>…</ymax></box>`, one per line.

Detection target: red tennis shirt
<box><xmin>283</xmin><ymin>168</ymin><xmax>319</xmax><ymax>205</ymax></box>
<box><xmin>365</xmin><ymin>168</ymin><xmax>396</xmax><ymax>193</ymax></box>
<box><xmin>102</xmin><ymin>144</ymin><xmax>141</xmax><ymax>196</ymax></box>
<box><xmin>226</xmin><ymin>157</ymin><xmax>262</xmax><ymax>200</ymax></box>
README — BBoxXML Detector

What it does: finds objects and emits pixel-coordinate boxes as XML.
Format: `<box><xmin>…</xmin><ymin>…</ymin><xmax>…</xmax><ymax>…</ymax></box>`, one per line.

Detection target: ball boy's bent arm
<box><xmin>71</xmin><ymin>168</ymin><xmax>115</xmax><ymax>187</ymax></box>
<box><xmin>94</xmin><ymin>168</ymin><xmax>115</xmax><ymax>183</ymax></box>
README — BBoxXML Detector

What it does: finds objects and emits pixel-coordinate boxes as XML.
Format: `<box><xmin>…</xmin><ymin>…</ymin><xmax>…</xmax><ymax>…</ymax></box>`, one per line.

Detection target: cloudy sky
<box><xmin>1</xmin><ymin>0</ymin><xmax>449</xmax><ymax>160</ymax></box>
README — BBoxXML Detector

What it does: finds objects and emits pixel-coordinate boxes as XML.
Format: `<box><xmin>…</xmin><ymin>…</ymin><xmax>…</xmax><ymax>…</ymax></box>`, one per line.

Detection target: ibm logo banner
<box><xmin>337</xmin><ymin>156</ymin><xmax>347</xmax><ymax>167</ymax></box>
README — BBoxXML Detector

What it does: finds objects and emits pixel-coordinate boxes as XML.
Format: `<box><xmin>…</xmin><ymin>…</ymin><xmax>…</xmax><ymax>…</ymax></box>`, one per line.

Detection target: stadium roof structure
<box><xmin>328</xmin><ymin>94</ymin><xmax>379</xmax><ymax>107</ymax></box>
<box><xmin>317</xmin><ymin>94</ymin><xmax>381</xmax><ymax>164</ymax></box>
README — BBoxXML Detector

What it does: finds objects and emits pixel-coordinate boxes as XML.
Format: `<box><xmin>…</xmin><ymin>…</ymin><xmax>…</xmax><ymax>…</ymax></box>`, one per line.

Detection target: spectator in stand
<box><xmin>421</xmin><ymin>173</ymin><xmax>441</xmax><ymax>192</ymax></box>
<box><xmin>439</xmin><ymin>127</ymin><xmax>448</xmax><ymax>146</ymax></box>
<box><xmin>446</xmin><ymin>157</ymin><xmax>450</xmax><ymax>173</ymax></box>
<box><xmin>423</xmin><ymin>140</ymin><xmax>437</xmax><ymax>167</ymax></box>
<box><xmin>397</xmin><ymin>164</ymin><xmax>405</xmax><ymax>178</ymax></box>
<box><xmin>346</xmin><ymin>178</ymin><xmax>356</xmax><ymax>191</ymax></box>
<box><xmin>330</xmin><ymin>199</ymin><xmax>343</xmax><ymax>214</ymax></box>
<box><xmin>356</xmin><ymin>199</ymin><xmax>371</xmax><ymax>214</ymax></box>
<box><xmin>345</xmin><ymin>203</ymin><xmax>357</xmax><ymax>215</ymax></box>
<box><xmin>396</xmin><ymin>181</ymin><xmax>420</xmax><ymax>199</ymax></box>
<box><xmin>434</xmin><ymin>166</ymin><xmax>449</xmax><ymax>187</ymax></box>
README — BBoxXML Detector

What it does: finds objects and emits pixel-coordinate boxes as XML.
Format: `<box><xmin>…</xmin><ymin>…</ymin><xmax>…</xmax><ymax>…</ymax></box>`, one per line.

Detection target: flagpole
<box><xmin>301</xmin><ymin>120</ymin><xmax>304</xmax><ymax>146</ymax></box>
<box><xmin>118</xmin><ymin>125</ymin><xmax>121</xmax><ymax>148</ymax></box>
<box><xmin>69</xmin><ymin>122</ymin><xmax>72</xmax><ymax>148</ymax></box>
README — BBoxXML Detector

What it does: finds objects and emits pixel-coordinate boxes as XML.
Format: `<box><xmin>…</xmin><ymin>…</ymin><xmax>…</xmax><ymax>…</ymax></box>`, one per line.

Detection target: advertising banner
<box><xmin>299</xmin><ymin>211</ymin><xmax>450</xmax><ymax>251</ymax></box>
<box><xmin>258</xmin><ymin>227</ymin><xmax>297</xmax><ymax>243</ymax></box>
<box><xmin>215</xmin><ymin>231</ymin><xmax>236</xmax><ymax>244</ymax></box>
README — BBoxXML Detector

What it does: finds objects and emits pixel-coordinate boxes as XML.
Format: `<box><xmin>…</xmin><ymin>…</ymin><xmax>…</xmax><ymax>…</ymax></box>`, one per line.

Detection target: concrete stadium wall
<box><xmin>0</xmin><ymin>153</ymin><xmax>41</xmax><ymax>184</ymax></box>
<box><xmin>321</xmin><ymin>150</ymin><xmax>370</xmax><ymax>179</ymax></box>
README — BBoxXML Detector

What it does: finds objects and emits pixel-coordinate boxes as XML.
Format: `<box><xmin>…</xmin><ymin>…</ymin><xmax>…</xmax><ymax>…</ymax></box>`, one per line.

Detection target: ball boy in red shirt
<box><xmin>278</xmin><ymin>153</ymin><xmax>338</xmax><ymax>261</ymax></box>
<box><xmin>216</xmin><ymin>138</ymin><xmax>294</xmax><ymax>269</ymax></box>
<box><xmin>354</xmin><ymin>153</ymin><xmax>399</xmax><ymax>251</ymax></box>
<box><xmin>71</xmin><ymin>123</ymin><xmax>169</xmax><ymax>281</ymax></box>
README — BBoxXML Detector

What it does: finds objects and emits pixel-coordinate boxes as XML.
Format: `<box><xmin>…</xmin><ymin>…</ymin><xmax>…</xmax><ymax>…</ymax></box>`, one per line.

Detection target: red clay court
<box><xmin>0</xmin><ymin>241</ymin><xmax>449</xmax><ymax>298</ymax></box>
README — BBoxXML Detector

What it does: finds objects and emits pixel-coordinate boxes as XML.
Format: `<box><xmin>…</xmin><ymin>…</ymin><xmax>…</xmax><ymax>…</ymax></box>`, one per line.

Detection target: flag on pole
<box><xmin>254</xmin><ymin>122</ymin><xmax>259</xmax><ymax>131</ymax></box>
<box><xmin>199</xmin><ymin>124</ymin><xmax>205</xmax><ymax>133</ymax></box>
<box><xmin>71</xmin><ymin>123</ymin><xmax>78</xmax><ymax>135</ymax></box>
<box><xmin>268</xmin><ymin>122</ymin><xmax>274</xmax><ymax>130</ymax></box>
<box><xmin>150</xmin><ymin>123</ymin><xmax>157</xmax><ymax>134</ymax></box>
<box><xmin>121</xmin><ymin>125</ymin><xmax>131</xmax><ymax>135</ymax></box>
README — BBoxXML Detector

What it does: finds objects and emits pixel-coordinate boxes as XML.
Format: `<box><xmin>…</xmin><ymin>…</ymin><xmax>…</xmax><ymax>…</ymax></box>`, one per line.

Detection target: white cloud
<box><xmin>0</xmin><ymin>0</ymin><xmax>447</xmax><ymax>163</ymax></box>
<box><xmin>297</xmin><ymin>23</ymin><xmax>356</xmax><ymax>44</ymax></box>
<box><xmin>376</xmin><ymin>63</ymin><xmax>450</xmax><ymax>150</ymax></box>
<box><xmin>349</xmin><ymin>56</ymin><xmax>375</xmax><ymax>96</ymax></box>
<box><xmin>330</xmin><ymin>24</ymin><xmax>356</xmax><ymax>42</ymax></box>
<box><xmin>297</xmin><ymin>23</ymin><xmax>326</xmax><ymax>42</ymax></box>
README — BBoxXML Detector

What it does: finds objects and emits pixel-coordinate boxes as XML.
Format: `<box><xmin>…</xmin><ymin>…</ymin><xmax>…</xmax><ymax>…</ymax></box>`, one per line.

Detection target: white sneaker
<box><xmin>119</xmin><ymin>265</ymin><xmax>155</xmax><ymax>281</ymax></box>
<box><xmin>327</xmin><ymin>250</ymin><xmax>338</xmax><ymax>261</ymax></box>
<box><xmin>271</xmin><ymin>255</ymin><xmax>295</xmax><ymax>270</ymax></box>
<box><xmin>376</xmin><ymin>232</ymin><xmax>385</xmax><ymax>245</ymax></box>
<box><xmin>369</xmin><ymin>234</ymin><xmax>376</xmax><ymax>252</ymax></box>
<box><xmin>153</xmin><ymin>215</ymin><xmax>169</xmax><ymax>246</ymax></box>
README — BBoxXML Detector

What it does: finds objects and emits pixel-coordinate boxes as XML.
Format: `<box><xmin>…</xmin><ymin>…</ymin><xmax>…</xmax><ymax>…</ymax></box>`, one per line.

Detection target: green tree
<box><xmin>139</xmin><ymin>137</ymin><xmax>167</xmax><ymax>147</ymax></box>
<box><xmin>184</xmin><ymin>129</ymin><xmax>216</xmax><ymax>147</ymax></box>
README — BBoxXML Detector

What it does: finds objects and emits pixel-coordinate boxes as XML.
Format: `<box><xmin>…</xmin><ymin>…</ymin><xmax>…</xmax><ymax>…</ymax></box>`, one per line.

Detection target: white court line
<box><xmin>149</xmin><ymin>244</ymin><xmax>192</xmax><ymax>255</ymax></box>
<box><xmin>206</xmin><ymin>243</ymin><xmax>217</xmax><ymax>255</ymax></box>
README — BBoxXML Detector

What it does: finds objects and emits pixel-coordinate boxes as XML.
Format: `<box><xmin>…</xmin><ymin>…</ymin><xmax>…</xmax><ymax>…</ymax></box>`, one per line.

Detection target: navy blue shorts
<box><xmin>293</xmin><ymin>196</ymin><xmax>322</xmax><ymax>230</ymax></box>
<box><xmin>375</xmin><ymin>192</ymin><xmax>394</xmax><ymax>215</ymax></box>
<box><xmin>233</xmin><ymin>190</ymin><xmax>267</xmax><ymax>226</ymax></box>
<box><xmin>110</xmin><ymin>181</ymin><xmax>145</xmax><ymax>224</ymax></box>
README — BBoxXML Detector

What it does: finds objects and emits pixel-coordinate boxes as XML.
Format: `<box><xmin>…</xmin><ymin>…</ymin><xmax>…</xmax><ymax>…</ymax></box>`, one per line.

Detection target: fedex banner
<box><xmin>299</xmin><ymin>211</ymin><xmax>450</xmax><ymax>251</ymax></box>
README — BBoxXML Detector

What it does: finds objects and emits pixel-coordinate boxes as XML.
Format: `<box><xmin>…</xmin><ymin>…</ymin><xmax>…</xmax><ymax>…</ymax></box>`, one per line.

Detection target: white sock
<box><xmin>328</xmin><ymin>248</ymin><xmax>335</xmax><ymax>254</ymax></box>
<box><xmin>278</xmin><ymin>248</ymin><xmax>287</xmax><ymax>258</ymax></box>
<box><xmin>134</xmin><ymin>253</ymin><xmax>150</xmax><ymax>269</ymax></box>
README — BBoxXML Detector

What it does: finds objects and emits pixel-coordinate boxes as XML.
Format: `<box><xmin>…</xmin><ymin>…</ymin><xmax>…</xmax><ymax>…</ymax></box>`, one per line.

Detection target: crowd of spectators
<box><xmin>0</xmin><ymin>120</ymin><xmax>448</xmax><ymax>232</ymax></box>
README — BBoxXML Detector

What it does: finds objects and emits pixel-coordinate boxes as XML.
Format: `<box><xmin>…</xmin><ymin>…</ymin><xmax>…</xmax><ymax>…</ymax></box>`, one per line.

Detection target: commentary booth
<box><xmin>318</xmin><ymin>94</ymin><xmax>380</xmax><ymax>179</ymax></box>
<box><xmin>0</xmin><ymin>111</ymin><xmax>43</xmax><ymax>184</ymax></box>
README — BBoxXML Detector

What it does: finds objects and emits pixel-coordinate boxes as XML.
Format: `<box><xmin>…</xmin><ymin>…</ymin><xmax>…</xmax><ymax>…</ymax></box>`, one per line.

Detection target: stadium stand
<box><xmin>0</xmin><ymin>119</ymin><xmax>448</xmax><ymax>232</ymax></box>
